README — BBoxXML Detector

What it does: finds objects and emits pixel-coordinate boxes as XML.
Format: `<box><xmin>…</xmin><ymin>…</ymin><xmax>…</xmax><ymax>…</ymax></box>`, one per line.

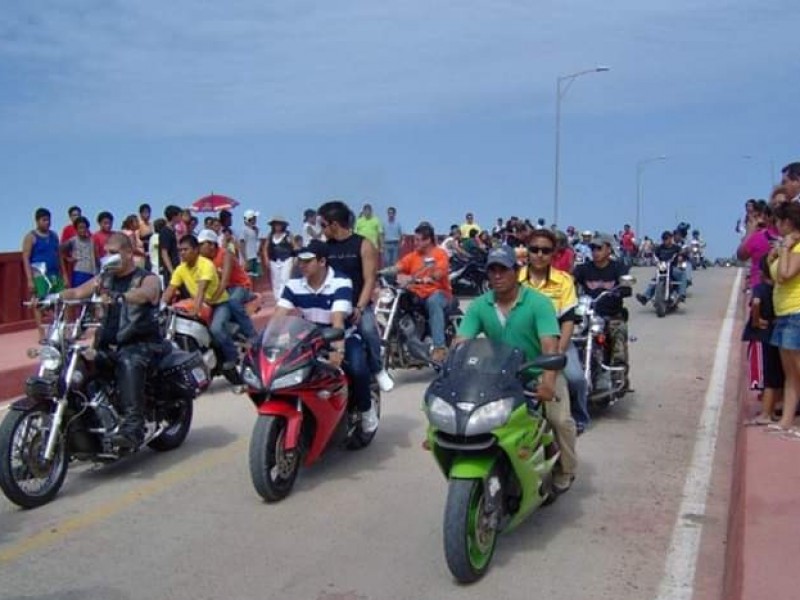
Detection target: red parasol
<box><xmin>190</xmin><ymin>193</ymin><xmax>239</xmax><ymax>213</ymax></box>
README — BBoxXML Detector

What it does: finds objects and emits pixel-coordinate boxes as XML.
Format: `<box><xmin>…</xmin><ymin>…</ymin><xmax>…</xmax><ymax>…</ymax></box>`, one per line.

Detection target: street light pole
<box><xmin>552</xmin><ymin>66</ymin><xmax>610</xmax><ymax>226</ymax></box>
<box><xmin>635</xmin><ymin>155</ymin><xmax>667</xmax><ymax>236</ymax></box>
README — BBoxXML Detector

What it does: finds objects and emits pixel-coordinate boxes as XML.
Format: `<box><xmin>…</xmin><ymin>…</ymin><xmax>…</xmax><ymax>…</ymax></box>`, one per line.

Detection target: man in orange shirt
<box><xmin>198</xmin><ymin>229</ymin><xmax>258</xmax><ymax>341</ymax></box>
<box><xmin>394</xmin><ymin>222</ymin><xmax>453</xmax><ymax>363</ymax></box>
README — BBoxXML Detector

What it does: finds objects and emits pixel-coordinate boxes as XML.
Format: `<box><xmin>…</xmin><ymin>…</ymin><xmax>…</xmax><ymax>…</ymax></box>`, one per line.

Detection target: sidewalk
<box><xmin>727</xmin><ymin>363</ymin><xmax>800</xmax><ymax>600</ymax></box>
<box><xmin>0</xmin><ymin>292</ymin><xmax>275</xmax><ymax>404</ymax></box>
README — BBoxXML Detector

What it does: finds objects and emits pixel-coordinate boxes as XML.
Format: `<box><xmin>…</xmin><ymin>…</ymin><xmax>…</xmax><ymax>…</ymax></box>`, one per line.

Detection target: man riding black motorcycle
<box><xmin>636</xmin><ymin>230</ymin><xmax>688</xmax><ymax>305</ymax></box>
<box><xmin>59</xmin><ymin>232</ymin><xmax>164</xmax><ymax>448</ymax></box>
<box><xmin>572</xmin><ymin>233</ymin><xmax>631</xmax><ymax>386</ymax></box>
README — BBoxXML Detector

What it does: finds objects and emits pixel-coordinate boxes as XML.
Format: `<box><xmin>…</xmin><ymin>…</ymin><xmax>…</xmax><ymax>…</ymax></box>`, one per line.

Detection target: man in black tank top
<box><xmin>60</xmin><ymin>232</ymin><xmax>165</xmax><ymax>449</ymax></box>
<box><xmin>318</xmin><ymin>201</ymin><xmax>395</xmax><ymax>393</ymax></box>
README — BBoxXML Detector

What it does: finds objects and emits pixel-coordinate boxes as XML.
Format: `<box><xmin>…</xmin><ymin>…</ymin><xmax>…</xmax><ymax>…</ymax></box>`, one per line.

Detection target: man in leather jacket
<box><xmin>59</xmin><ymin>232</ymin><xmax>164</xmax><ymax>449</ymax></box>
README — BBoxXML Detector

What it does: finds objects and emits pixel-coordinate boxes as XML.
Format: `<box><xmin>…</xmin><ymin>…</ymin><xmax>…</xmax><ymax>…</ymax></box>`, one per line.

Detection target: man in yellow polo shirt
<box><xmin>161</xmin><ymin>233</ymin><xmax>240</xmax><ymax>377</ymax></box>
<box><xmin>523</xmin><ymin>229</ymin><xmax>590</xmax><ymax>434</ymax></box>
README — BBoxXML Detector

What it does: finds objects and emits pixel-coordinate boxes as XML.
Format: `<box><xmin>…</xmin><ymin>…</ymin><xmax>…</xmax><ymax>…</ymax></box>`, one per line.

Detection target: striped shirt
<box><xmin>278</xmin><ymin>268</ymin><xmax>353</xmax><ymax>326</ymax></box>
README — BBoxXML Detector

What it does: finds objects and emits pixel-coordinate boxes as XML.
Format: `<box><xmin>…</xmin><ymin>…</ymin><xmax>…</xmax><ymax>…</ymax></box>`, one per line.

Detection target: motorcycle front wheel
<box><xmin>0</xmin><ymin>408</ymin><xmax>69</xmax><ymax>509</ymax></box>
<box><xmin>249</xmin><ymin>415</ymin><xmax>300</xmax><ymax>502</ymax></box>
<box><xmin>654</xmin><ymin>282</ymin><xmax>667</xmax><ymax>318</ymax></box>
<box><xmin>443</xmin><ymin>478</ymin><xmax>498</xmax><ymax>584</ymax></box>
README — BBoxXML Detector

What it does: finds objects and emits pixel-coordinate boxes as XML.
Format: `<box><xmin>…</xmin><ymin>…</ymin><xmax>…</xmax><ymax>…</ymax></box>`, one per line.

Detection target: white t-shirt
<box><xmin>439</xmin><ymin>236</ymin><xmax>458</xmax><ymax>257</ymax></box>
<box><xmin>240</xmin><ymin>225</ymin><xmax>262</xmax><ymax>261</ymax></box>
<box><xmin>303</xmin><ymin>221</ymin><xmax>324</xmax><ymax>245</ymax></box>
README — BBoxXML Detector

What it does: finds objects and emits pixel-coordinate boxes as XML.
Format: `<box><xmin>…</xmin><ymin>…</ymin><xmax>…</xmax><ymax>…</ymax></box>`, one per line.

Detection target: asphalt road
<box><xmin>0</xmin><ymin>266</ymin><xmax>741</xmax><ymax>600</ymax></box>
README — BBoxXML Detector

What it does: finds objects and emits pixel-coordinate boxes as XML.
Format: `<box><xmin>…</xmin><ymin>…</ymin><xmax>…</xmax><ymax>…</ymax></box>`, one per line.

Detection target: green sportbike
<box><xmin>423</xmin><ymin>338</ymin><xmax>566</xmax><ymax>583</ymax></box>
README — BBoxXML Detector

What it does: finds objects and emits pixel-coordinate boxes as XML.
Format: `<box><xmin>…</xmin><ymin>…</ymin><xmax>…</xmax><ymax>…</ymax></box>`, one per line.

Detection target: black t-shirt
<box><xmin>159</xmin><ymin>226</ymin><xmax>179</xmax><ymax>271</ymax></box>
<box><xmin>655</xmin><ymin>243</ymin><xmax>682</xmax><ymax>263</ymax></box>
<box><xmin>573</xmin><ymin>259</ymin><xmax>628</xmax><ymax>298</ymax></box>
<box><xmin>326</xmin><ymin>233</ymin><xmax>366</xmax><ymax>303</ymax></box>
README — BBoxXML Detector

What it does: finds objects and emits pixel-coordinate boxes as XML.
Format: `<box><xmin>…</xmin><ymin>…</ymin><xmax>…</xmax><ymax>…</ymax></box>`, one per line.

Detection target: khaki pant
<box><xmin>543</xmin><ymin>373</ymin><xmax>578</xmax><ymax>477</ymax></box>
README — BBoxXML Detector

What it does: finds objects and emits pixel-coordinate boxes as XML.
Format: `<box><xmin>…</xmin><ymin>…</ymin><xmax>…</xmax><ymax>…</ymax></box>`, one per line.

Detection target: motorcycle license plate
<box><xmin>192</xmin><ymin>367</ymin><xmax>208</xmax><ymax>385</ymax></box>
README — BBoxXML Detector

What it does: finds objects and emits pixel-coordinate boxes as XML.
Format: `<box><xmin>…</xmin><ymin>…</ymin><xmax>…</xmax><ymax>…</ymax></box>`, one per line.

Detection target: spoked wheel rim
<box><xmin>467</xmin><ymin>489</ymin><xmax>496</xmax><ymax>568</ymax></box>
<box><xmin>8</xmin><ymin>411</ymin><xmax>66</xmax><ymax>498</ymax></box>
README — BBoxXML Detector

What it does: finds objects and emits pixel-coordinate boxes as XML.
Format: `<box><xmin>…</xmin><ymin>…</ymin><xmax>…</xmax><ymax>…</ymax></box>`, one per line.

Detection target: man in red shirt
<box><xmin>393</xmin><ymin>222</ymin><xmax>452</xmax><ymax>363</ymax></box>
<box><xmin>552</xmin><ymin>230</ymin><xmax>576</xmax><ymax>273</ymax></box>
<box><xmin>198</xmin><ymin>229</ymin><xmax>257</xmax><ymax>340</ymax></box>
<box><xmin>620</xmin><ymin>224</ymin><xmax>637</xmax><ymax>268</ymax></box>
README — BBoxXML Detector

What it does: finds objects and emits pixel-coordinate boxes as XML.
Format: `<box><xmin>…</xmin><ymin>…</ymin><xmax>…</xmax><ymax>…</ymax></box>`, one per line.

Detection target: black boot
<box><xmin>113</xmin><ymin>349</ymin><xmax>147</xmax><ymax>450</ymax></box>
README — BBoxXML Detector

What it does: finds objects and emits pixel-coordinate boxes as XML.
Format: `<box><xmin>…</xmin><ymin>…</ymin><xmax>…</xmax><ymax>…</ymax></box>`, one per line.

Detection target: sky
<box><xmin>0</xmin><ymin>0</ymin><xmax>796</xmax><ymax>258</ymax></box>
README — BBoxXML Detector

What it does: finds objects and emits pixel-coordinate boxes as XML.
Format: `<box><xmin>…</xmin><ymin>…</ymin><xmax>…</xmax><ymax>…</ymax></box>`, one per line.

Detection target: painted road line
<box><xmin>0</xmin><ymin>437</ymin><xmax>246</xmax><ymax>564</ymax></box>
<box><xmin>655</xmin><ymin>268</ymin><xmax>742</xmax><ymax>600</ymax></box>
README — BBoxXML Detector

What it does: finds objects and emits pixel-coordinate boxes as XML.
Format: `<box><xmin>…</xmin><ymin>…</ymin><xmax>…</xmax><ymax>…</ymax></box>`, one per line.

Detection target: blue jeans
<box><xmin>344</xmin><ymin>335</ymin><xmax>372</xmax><ymax>412</ymax></box>
<box><xmin>645</xmin><ymin>269</ymin><xmax>687</xmax><ymax>299</ymax></box>
<box><xmin>357</xmin><ymin>304</ymin><xmax>383</xmax><ymax>374</ymax></box>
<box><xmin>425</xmin><ymin>291</ymin><xmax>449</xmax><ymax>348</ymax></box>
<box><xmin>210</xmin><ymin>301</ymin><xmax>238</xmax><ymax>364</ymax></box>
<box><xmin>383</xmin><ymin>241</ymin><xmax>400</xmax><ymax>267</ymax></box>
<box><xmin>564</xmin><ymin>343</ymin><xmax>590</xmax><ymax>429</ymax></box>
<box><xmin>227</xmin><ymin>286</ymin><xmax>257</xmax><ymax>339</ymax></box>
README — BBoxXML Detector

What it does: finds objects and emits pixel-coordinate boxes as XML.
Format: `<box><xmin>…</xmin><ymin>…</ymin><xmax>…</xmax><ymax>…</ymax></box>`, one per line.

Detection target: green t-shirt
<box><xmin>457</xmin><ymin>286</ymin><xmax>560</xmax><ymax>373</ymax></box>
<box><xmin>355</xmin><ymin>216</ymin><xmax>383</xmax><ymax>247</ymax></box>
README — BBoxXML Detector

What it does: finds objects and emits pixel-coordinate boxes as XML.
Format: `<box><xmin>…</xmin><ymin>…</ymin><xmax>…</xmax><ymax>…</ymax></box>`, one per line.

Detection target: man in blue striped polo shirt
<box><xmin>272</xmin><ymin>239</ymin><xmax>378</xmax><ymax>433</ymax></box>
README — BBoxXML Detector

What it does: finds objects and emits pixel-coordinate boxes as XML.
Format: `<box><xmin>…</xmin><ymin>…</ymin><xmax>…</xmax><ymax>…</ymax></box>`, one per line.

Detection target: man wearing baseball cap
<box><xmin>573</xmin><ymin>232</ymin><xmax>632</xmax><ymax>388</ymax></box>
<box><xmin>273</xmin><ymin>239</ymin><xmax>379</xmax><ymax>433</ymax></box>
<box><xmin>197</xmin><ymin>229</ymin><xmax>257</xmax><ymax>341</ymax></box>
<box><xmin>239</xmin><ymin>210</ymin><xmax>264</xmax><ymax>278</ymax></box>
<box><xmin>454</xmin><ymin>245</ymin><xmax>578</xmax><ymax>493</ymax></box>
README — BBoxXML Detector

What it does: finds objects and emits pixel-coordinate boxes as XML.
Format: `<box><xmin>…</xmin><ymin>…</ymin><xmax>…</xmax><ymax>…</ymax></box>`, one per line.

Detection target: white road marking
<box><xmin>655</xmin><ymin>268</ymin><xmax>742</xmax><ymax>600</ymax></box>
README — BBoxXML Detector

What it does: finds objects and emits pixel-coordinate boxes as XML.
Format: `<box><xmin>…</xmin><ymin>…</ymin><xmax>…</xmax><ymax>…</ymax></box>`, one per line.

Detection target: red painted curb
<box><xmin>721</xmin><ymin>333</ymin><xmax>749</xmax><ymax>600</ymax></box>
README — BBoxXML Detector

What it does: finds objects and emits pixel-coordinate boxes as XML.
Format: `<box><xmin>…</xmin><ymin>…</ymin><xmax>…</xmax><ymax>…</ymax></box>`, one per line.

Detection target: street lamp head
<box><xmin>595</xmin><ymin>66</ymin><xmax>611</xmax><ymax>72</ymax></box>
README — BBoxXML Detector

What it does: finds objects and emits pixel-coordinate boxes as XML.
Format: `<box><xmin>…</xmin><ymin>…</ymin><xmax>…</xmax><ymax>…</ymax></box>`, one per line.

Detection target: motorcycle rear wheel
<box><xmin>443</xmin><ymin>478</ymin><xmax>497</xmax><ymax>584</ymax></box>
<box><xmin>0</xmin><ymin>408</ymin><xmax>68</xmax><ymax>509</ymax></box>
<box><xmin>249</xmin><ymin>415</ymin><xmax>300</xmax><ymax>502</ymax></box>
<box><xmin>148</xmin><ymin>398</ymin><xmax>193</xmax><ymax>452</ymax></box>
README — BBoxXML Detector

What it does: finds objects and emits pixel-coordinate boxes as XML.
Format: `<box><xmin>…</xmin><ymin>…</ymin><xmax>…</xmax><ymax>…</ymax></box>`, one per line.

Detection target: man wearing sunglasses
<box><xmin>524</xmin><ymin>229</ymin><xmax>590</xmax><ymax>434</ymax></box>
<box><xmin>573</xmin><ymin>233</ymin><xmax>632</xmax><ymax>388</ymax></box>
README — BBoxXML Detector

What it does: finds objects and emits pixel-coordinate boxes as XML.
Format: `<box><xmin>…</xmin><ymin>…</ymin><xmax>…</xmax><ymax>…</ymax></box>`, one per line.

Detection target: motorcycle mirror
<box><xmin>620</xmin><ymin>274</ymin><xmax>636</xmax><ymax>287</ymax></box>
<box><xmin>100</xmin><ymin>254</ymin><xmax>122</xmax><ymax>273</ymax></box>
<box><xmin>518</xmin><ymin>353</ymin><xmax>566</xmax><ymax>373</ymax></box>
<box><xmin>321</xmin><ymin>327</ymin><xmax>345</xmax><ymax>343</ymax></box>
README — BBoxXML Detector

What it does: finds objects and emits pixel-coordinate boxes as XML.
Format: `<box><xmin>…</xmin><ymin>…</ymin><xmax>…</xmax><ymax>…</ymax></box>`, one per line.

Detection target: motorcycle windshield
<box><xmin>259</xmin><ymin>315</ymin><xmax>319</xmax><ymax>362</ymax></box>
<box><xmin>431</xmin><ymin>338</ymin><xmax>525</xmax><ymax>406</ymax></box>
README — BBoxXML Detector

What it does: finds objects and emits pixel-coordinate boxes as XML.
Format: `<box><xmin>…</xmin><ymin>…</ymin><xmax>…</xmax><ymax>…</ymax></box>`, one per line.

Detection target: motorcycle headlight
<box><xmin>271</xmin><ymin>367</ymin><xmax>310</xmax><ymax>391</ymax></box>
<box><xmin>379</xmin><ymin>288</ymin><xmax>396</xmax><ymax>304</ymax></box>
<box><xmin>40</xmin><ymin>346</ymin><xmax>62</xmax><ymax>371</ymax></box>
<box><xmin>590</xmin><ymin>315</ymin><xmax>605</xmax><ymax>334</ymax></box>
<box><xmin>242</xmin><ymin>365</ymin><xmax>264</xmax><ymax>390</ymax></box>
<box><xmin>465</xmin><ymin>398</ymin><xmax>514</xmax><ymax>436</ymax></box>
<box><xmin>425</xmin><ymin>395</ymin><xmax>457</xmax><ymax>434</ymax></box>
<box><xmin>658</xmin><ymin>261</ymin><xmax>668</xmax><ymax>273</ymax></box>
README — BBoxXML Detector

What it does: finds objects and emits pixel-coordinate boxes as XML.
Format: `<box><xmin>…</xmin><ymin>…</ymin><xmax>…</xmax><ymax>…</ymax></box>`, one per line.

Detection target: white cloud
<box><xmin>0</xmin><ymin>0</ymin><xmax>794</xmax><ymax>137</ymax></box>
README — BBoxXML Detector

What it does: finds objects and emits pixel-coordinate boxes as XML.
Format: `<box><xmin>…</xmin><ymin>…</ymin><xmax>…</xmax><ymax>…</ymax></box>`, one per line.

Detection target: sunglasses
<box><xmin>319</xmin><ymin>221</ymin><xmax>330</xmax><ymax>228</ymax></box>
<box><xmin>528</xmin><ymin>246</ymin><xmax>554</xmax><ymax>255</ymax></box>
<box><xmin>590</xmin><ymin>245</ymin><xmax>605</xmax><ymax>251</ymax></box>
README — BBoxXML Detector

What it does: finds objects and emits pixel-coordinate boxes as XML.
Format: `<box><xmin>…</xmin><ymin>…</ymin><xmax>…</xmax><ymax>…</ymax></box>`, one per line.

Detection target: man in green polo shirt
<box><xmin>354</xmin><ymin>203</ymin><xmax>383</xmax><ymax>254</ymax></box>
<box><xmin>454</xmin><ymin>245</ymin><xmax>578</xmax><ymax>493</ymax></box>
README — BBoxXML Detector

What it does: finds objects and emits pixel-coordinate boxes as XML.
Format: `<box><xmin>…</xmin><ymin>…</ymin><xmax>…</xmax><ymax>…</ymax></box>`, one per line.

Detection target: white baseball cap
<box><xmin>243</xmin><ymin>209</ymin><xmax>259</xmax><ymax>221</ymax></box>
<box><xmin>197</xmin><ymin>229</ymin><xmax>219</xmax><ymax>245</ymax></box>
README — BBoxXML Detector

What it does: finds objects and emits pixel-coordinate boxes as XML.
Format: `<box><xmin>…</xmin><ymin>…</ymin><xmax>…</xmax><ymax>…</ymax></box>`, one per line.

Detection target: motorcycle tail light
<box><xmin>596</xmin><ymin>334</ymin><xmax>606</xmax><ymax>346</ymax></box>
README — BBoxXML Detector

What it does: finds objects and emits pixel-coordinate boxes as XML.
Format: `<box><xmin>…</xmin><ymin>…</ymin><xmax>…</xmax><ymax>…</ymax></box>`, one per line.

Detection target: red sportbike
<box><xmin>242</xmin><ymin>315</ymin><xmax>381</xmax><ymax>502</ymax></box>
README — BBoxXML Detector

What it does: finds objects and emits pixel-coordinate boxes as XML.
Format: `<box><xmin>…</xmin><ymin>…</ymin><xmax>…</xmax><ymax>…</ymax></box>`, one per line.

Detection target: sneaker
<box><xmin>375</xmin><ymin>369</ymin><xmax>395</xmax><ymax>393</ymax></box>
<box><xmin>360</xmin><ymin>405</ymin><xmax>379</xmax><ymax>434</ymax></box>
<box><xmin>553</xmin><ymin>473</ymin><xmax>575</xmax><ymax>494</ymax></box>
<box><xmin>635</xmin><ymin>293</ymin><xmax>648</xmax><ymax>306</ymax></box>
<box><xmin>431</xmin><ymin>347</ymin><xmax>448</xmax><ymax>364</ymax></box>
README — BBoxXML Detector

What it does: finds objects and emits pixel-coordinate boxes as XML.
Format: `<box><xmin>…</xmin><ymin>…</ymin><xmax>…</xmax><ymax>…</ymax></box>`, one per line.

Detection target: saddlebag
<box><xmin>156</xmin><ymin>350</ymin><xmax>209</xmax><ymax>397</ymax></box>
